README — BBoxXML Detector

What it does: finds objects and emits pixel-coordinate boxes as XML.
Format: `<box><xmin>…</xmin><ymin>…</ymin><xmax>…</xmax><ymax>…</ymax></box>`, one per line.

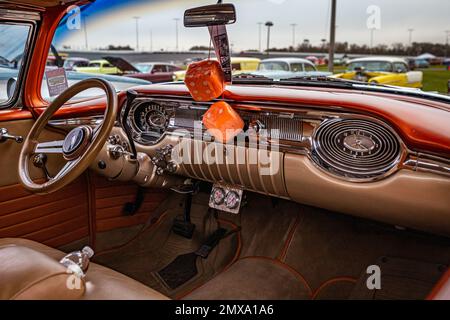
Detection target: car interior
<box><xmin>0</xmin><ymin>0</ymin><xmax>449</xmax><ymax>301</ymax></box>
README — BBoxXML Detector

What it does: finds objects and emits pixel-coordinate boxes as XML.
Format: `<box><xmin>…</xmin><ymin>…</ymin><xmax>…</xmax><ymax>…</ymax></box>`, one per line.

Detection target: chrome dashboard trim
<box><xmin>49</xmin><ymin>116</ymin><xmax>104</xmax><ymax>128</ymax></box>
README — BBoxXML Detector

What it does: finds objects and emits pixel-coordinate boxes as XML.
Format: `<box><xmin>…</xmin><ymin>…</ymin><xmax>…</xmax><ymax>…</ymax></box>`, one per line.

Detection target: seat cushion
<box><xmin>0</xmin><ymin>244</ymin><xmax>85</xmax><ymax>300</ymax></box>
<box><xmin>184</xmin><ymin>257</ymin><xmax>312</xmax><ymax>300</ymax></box>
<box><xmin>0</xmin><ymin>238</ymin><xmax>169</xmax><ymax>300</ymax></box>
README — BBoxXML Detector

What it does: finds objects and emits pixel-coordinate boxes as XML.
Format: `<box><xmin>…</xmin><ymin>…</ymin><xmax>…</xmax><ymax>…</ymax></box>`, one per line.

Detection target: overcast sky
<box><xmin>56</xmin><ymin>0</ymin><xmax>450</xmax><ymax>51</ymax></box>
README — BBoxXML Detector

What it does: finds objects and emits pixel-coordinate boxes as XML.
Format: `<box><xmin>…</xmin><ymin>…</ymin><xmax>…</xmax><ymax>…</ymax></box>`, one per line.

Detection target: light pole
<box><xmin>445</xmin><ymin>30</ymin><xmax>450</xmax><ymax>58</ymax></box>
<box><xmin>150</xmin><ymin>29</ymin><xmax>153</xmax><ymax>52</ymax></box>
<box><xmin>265</xmin><ymin>21</ymin><xmax>273</xmax><ymax>55</ymax></box>
<box><xmin>174</xmin><ymin>18</ymin><xmax>180</xmax><ymax>51</ymax></box>
<box><xmin>133</xmin><ymin>16</ymin><xmax>140</xmax><ymax>52</ymax></box>
<box><xmin>258</xmin><ymin>22</ymin><xmax>263</xmax><ymax>52</ymax></box>
<box><xmin>328</xmin><ymin>0</ymin><xmax>336</xmax><ymax>72</ymax></box>
<box><xmin>408</xmin><ymin>28</ymin><xmax>414</xmax><ymax>46</ymax></box>
<box><xmin>370</xmin><ymin>28</ymin><xmax>375</xmax><ymax>48</ymax></box>
<box><xmin>83</xmin><ymin>14</ymin><xmax>89</xmax><ymax>50</ymax></box>
<box><xmin>290</xmin><ymin>23</ymin><xmax>297</xmax><ymax>48</ymax></box>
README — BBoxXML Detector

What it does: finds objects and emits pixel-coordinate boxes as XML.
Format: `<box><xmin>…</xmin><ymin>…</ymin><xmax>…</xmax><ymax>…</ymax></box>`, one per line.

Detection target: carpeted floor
<box><xmin>67</xmin><ymin>190</ymin><xmax>450</xmax><ymax>300</ymax></box>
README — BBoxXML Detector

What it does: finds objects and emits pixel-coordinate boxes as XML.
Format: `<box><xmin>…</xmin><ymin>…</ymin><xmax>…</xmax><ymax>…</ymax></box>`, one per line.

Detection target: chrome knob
<box><xmin>0</xmin><ymin>128</ymin><xmax>23</xmax><ymax>144</ymax></box>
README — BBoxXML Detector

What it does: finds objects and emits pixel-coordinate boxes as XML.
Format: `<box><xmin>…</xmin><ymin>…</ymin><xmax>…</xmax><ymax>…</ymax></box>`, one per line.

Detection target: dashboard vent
<box><xmin>312</xmin><ymin>118</ymin><xmax>402</xmax><ymax>180</ymax></box>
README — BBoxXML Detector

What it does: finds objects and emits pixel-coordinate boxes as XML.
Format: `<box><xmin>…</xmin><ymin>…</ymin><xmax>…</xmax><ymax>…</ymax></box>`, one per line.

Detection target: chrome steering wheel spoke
<box><xmin>35</xmin><ymin>140</ymin><xmax>65</xmax><ymax>154</ymax></box>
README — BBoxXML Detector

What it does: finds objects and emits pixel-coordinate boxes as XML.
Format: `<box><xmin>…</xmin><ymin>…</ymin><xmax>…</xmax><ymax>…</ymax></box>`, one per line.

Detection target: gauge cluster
<box><xmin>209</xmin><ymin>184</ymin><xmax>244</xmax><ymax>214</ymax></box>
<box><xmin>126</xmin><ymin>100</ymin><xmax>176</xmax><ymax>145</ymax></box>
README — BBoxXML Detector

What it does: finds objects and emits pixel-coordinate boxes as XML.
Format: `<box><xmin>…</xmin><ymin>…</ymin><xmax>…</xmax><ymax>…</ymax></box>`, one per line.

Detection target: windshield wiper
<box><xmin>281</xmin><ymin>75</ymin><xmax>377</xmax><ymax>86</ymax></box>
<box><xmin>232</xmin><ymin>73</ymin><xmax>273</xmax><ymax>81</ymax></box>
<box><xmin>0</xmin><ymin>55</ymin><xmax>12</xmax><ymax>68</ymax></box>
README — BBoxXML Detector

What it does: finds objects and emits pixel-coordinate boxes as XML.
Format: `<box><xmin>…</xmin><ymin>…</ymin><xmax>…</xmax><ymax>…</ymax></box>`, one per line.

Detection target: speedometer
<box><xmin>131</xmin><ymin>102</ymin><xmax>169</xmax><ymax>144</ymax></box>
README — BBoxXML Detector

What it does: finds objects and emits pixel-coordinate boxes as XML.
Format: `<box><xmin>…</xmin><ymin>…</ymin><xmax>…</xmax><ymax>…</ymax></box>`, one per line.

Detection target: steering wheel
<box><xmin>19</xmin><ymin>78</ymin><xmax>118</xmax><ymax>194</ymax></box>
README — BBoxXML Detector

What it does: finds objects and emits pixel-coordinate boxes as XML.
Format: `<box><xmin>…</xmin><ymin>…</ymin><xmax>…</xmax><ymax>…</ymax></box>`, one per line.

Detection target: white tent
<box><xmin>416</xmin><ymin>53</ymin><xmax>436</xmax><ymax>60</ymax></box>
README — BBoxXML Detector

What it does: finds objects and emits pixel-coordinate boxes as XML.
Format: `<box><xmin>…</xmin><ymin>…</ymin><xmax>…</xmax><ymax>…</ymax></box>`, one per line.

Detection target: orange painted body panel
<box><xmin>0</xmin><ymin>110</ymin><xmax>33</xmax><ymax>122</ymax></box>
<box><xmin>427</xmin><ymin>267</ymin><xmax>450</xmax><ymax>300</ymax></box>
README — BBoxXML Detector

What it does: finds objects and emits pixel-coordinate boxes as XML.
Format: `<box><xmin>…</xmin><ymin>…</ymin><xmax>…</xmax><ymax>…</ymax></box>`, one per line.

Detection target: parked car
<box><xmin>89</xmin><ymin>57</ymin><xmax>182</xmax><ymax>83</ymax></box>
<box><xmin>332</xmin><ymin>57</ymin><xmax>423</xmax><ymax>88</ymax></box>
<box><xmin>305</xmin><ymin>55</ymin><xmax>319</xmax><ymax>65</ymax></box>
<box><xmin>74</xmin><ymin>59</ymin><xmax>120</xmax><ymax>75</ymax></box>
<box><xmin>173</xmin><ymin>57</ymin><xmax>260</xmax><ymax>81</ymax></box>
<box><xmin>0</xmin><ymin>66</ymin><xmax>149</xmax><ymax>103</ymax></box>
<box><xmin>248</xmin><ymin>58</ymin><xmax>332</xmax><ymax>80</ymax></box>
<box><xmin>413</xmin><ymin>59</ymin><xmax>430</xmax><ymax>68</ymax></box>
<box><xmin>63</xmin><ymin>57</ymin><xmax>89</xmax><ymax>71</ymax></box>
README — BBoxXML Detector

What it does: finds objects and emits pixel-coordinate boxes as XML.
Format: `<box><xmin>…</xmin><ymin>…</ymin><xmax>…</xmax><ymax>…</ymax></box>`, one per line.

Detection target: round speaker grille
<box><xmin>312</xmin><ymin>118</ymin><xmax>402</xmax><ymax>180</ymax></box>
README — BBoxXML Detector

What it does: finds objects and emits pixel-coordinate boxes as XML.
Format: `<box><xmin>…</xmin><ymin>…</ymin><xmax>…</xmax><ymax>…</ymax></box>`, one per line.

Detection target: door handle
<box><xmin>0</xmin><ymin>128</ymin><xmax>23</xmax><ymax>143</ymax></box>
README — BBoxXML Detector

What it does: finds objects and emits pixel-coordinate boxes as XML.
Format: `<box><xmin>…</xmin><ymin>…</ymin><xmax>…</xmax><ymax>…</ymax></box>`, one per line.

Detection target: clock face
<box><xmin>337</xmin><ymin>129</ymin><xmax>378</xmax><ymax>157</ymax></box>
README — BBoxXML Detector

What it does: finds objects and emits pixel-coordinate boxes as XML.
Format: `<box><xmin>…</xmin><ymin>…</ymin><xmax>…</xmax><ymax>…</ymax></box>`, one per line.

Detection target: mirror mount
<box><xmin>184</xmin><ymin>3</ymin><xmax>236</xmax><ymax>28</ymax></box>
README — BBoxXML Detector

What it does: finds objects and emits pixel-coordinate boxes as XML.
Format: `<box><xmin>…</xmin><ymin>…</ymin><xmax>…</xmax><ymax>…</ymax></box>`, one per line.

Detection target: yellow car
<box><xmin>173</xmin><ymin>57</ymin><xmax>261</xmax><ymax>81</ymax></box>
<box><xmin>74</xmin><ymin>59</ymin><xmax>120</xmax><ymax>75</ymax></box>
<box><xmin>332</xmin><ymin>57</ymin><xmax>423</xmax><ymax>88</ymax></box>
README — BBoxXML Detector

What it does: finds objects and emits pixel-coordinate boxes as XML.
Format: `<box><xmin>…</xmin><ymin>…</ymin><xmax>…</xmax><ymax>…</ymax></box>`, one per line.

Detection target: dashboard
<box><xmin>121</xmin><ymin>96</ymin><xmax>449</xmax><ymax>185</ymax></box>
<box><xmin>57</xmin><ymin>84</ymin><xmax>449</xmax><ymax>236</ymax></box>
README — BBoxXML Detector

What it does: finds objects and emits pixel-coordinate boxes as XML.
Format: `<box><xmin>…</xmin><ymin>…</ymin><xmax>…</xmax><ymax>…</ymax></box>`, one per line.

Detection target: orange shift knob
<box><xmin>185</xmin><ymin>60</ymin><xmax>225</xmax><ymax>102</ymax></box>
<box><xmin>202</xmin><ymin>101</ymin><xmax>244</xmax><ymax>143</ymax></box>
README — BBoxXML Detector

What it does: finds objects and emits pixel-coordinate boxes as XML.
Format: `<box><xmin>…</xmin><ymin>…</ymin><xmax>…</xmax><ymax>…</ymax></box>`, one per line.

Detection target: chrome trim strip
<box><xmin>49</xmin><ymin>116</ymin><xmax>103</xmax><ymax>127</ymax></box>
<box><xmin>403</xmin><ymin>153</ymin><xmax>450</xmax><ymax>177</ymax></box>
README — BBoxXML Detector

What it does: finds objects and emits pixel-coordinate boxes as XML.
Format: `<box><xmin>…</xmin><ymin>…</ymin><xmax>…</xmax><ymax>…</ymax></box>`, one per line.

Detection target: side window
<box><xmin>290</xmin><ymin>63</ymin><xmax>303</xmax><ymax>72</ymax></box>
<box><xmin>0</xmin><ymin>23</ymin><xmax>32</xmax><ymax>107</ymax></box>
<box><xmin>231</xmin><ymin>63</ymin><xmax>241</xmax><ymax>71</ymax></box>
<box><xmin>103</xmin><ymin>63</ymin><xmax>113</xmax><ymax>68</ymax></box>
<box><xmin>304</xmin><ymin>64</ymin><xmax>316</xmax><ymax>72</ymax></box>
<box><xmin>393</xmin><ymin>63</ymin><xmax>408</xmax><ymax>73</ymax></box>
<box><xmin>152</xmin><ymin>65</ymin><xmax>165</xmax><ymax>72</ymax></box>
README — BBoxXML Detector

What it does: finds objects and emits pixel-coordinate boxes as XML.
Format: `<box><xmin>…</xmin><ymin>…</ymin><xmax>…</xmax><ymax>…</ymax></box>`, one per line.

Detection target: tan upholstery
<box><xmin>0</xmin><ymin>238</ymin><xmax>169</xmax><ymax>300</ymax></box>
<box><xmin>0</xmin><ymin>244</ymin><xmax>85</xmax><ymax>300</ymax></box>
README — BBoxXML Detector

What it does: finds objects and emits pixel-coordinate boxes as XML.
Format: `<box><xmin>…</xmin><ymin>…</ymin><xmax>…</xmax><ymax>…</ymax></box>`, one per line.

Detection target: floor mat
<box><xmin>184</xmin><ymin>257</ymin><xmax>312</xmax><ymax>300</ymax></box>
<box><xmin>92</xmin><ymin>192</ymin><xmax>240</xmax><ymax>298</ymax></box>
<box><xmin>157</xmin><ymin>252</ymin><xmax>199</xmax><ymax>290</ymax></box>
<box><xmin>349</xmin><ymin>256</ymin><xmax>447</xmax><ymax>300</ymax></box>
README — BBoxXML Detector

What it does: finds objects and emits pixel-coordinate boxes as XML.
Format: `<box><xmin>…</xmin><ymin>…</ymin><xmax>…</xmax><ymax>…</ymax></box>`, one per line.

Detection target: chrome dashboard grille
<box><xmin>239</xmin><ymin>111</ymin><xmax>303</xmax><ymax>142</ymax></box>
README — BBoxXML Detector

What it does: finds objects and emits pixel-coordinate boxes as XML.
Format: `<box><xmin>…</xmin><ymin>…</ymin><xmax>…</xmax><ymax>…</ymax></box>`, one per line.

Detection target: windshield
<box><xmin>347</xmin><ymin>61</ymin><xmax>393</xmax><ymax>72</ymax></box>
<box><xmin>0</xmin><ymin>23</ymin><xmax>31</xmax><ymax>105</ymax></box>
<box><xmin>38</xmin><ymin>0</ymin><xmax>449</xmax><ymax>102</ymax></box>
<box><xmin>135</xmin><ymin>64</ymin><xmax>153</xmax><ymax>73</ymax></box>
<box><xmin>259</xmin><ymin>61</ymin><xmax>289</xmax><ymax>71</ymax></box>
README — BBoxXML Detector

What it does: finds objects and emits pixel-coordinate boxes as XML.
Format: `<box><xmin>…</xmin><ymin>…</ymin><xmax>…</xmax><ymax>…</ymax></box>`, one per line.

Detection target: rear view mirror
<box><xmin>184</xmin><ymin>3</ymin><xmax>236</xmax><ymax>28</ymax></box>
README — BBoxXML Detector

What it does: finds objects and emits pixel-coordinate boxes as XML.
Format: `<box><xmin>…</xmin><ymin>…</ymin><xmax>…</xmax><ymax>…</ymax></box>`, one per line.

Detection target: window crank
<box><xmin>0</xmin><ymin>128</ymin><xmax>23</xmax><ymax>144</ymax></box>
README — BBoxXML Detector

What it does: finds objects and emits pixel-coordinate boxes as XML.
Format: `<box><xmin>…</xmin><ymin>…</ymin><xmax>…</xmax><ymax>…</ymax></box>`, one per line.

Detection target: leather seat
<box><xmin>0</xmin><ymin>238</ymin><xmax>169</xmax><ymax>300</ymax></box>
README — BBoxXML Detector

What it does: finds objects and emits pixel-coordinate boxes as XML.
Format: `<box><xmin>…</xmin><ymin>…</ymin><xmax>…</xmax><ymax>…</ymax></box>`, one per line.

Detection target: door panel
<box><xmin>0</xmin><ymin>177</ymin><xmax>90</xmax><ymax>247</ymax></box>
<box><xmin>0</xmin><ymin>117</ymin><xmax>169</xmax><ymax>248</ymax></box>
<box><xmin>0</xmin><ymin>119</ymin><xmax>66</xmax><ymax>187</ymax></box>
<box><xmin>0</xmin><ymin>118</ymin><xmax>91</xmax><ymax>247</ymax></box>
<box><xmin>91</xmin><ymin>174</ymin><xmax>169</xmax><ymax>233</ymax></box>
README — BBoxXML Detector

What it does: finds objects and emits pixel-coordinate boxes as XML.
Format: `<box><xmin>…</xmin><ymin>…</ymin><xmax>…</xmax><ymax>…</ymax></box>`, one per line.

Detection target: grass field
<box><xmin>316</xmin><ymin>65</ymin><xmax>450</xmax><ymax>94</ymax></box>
